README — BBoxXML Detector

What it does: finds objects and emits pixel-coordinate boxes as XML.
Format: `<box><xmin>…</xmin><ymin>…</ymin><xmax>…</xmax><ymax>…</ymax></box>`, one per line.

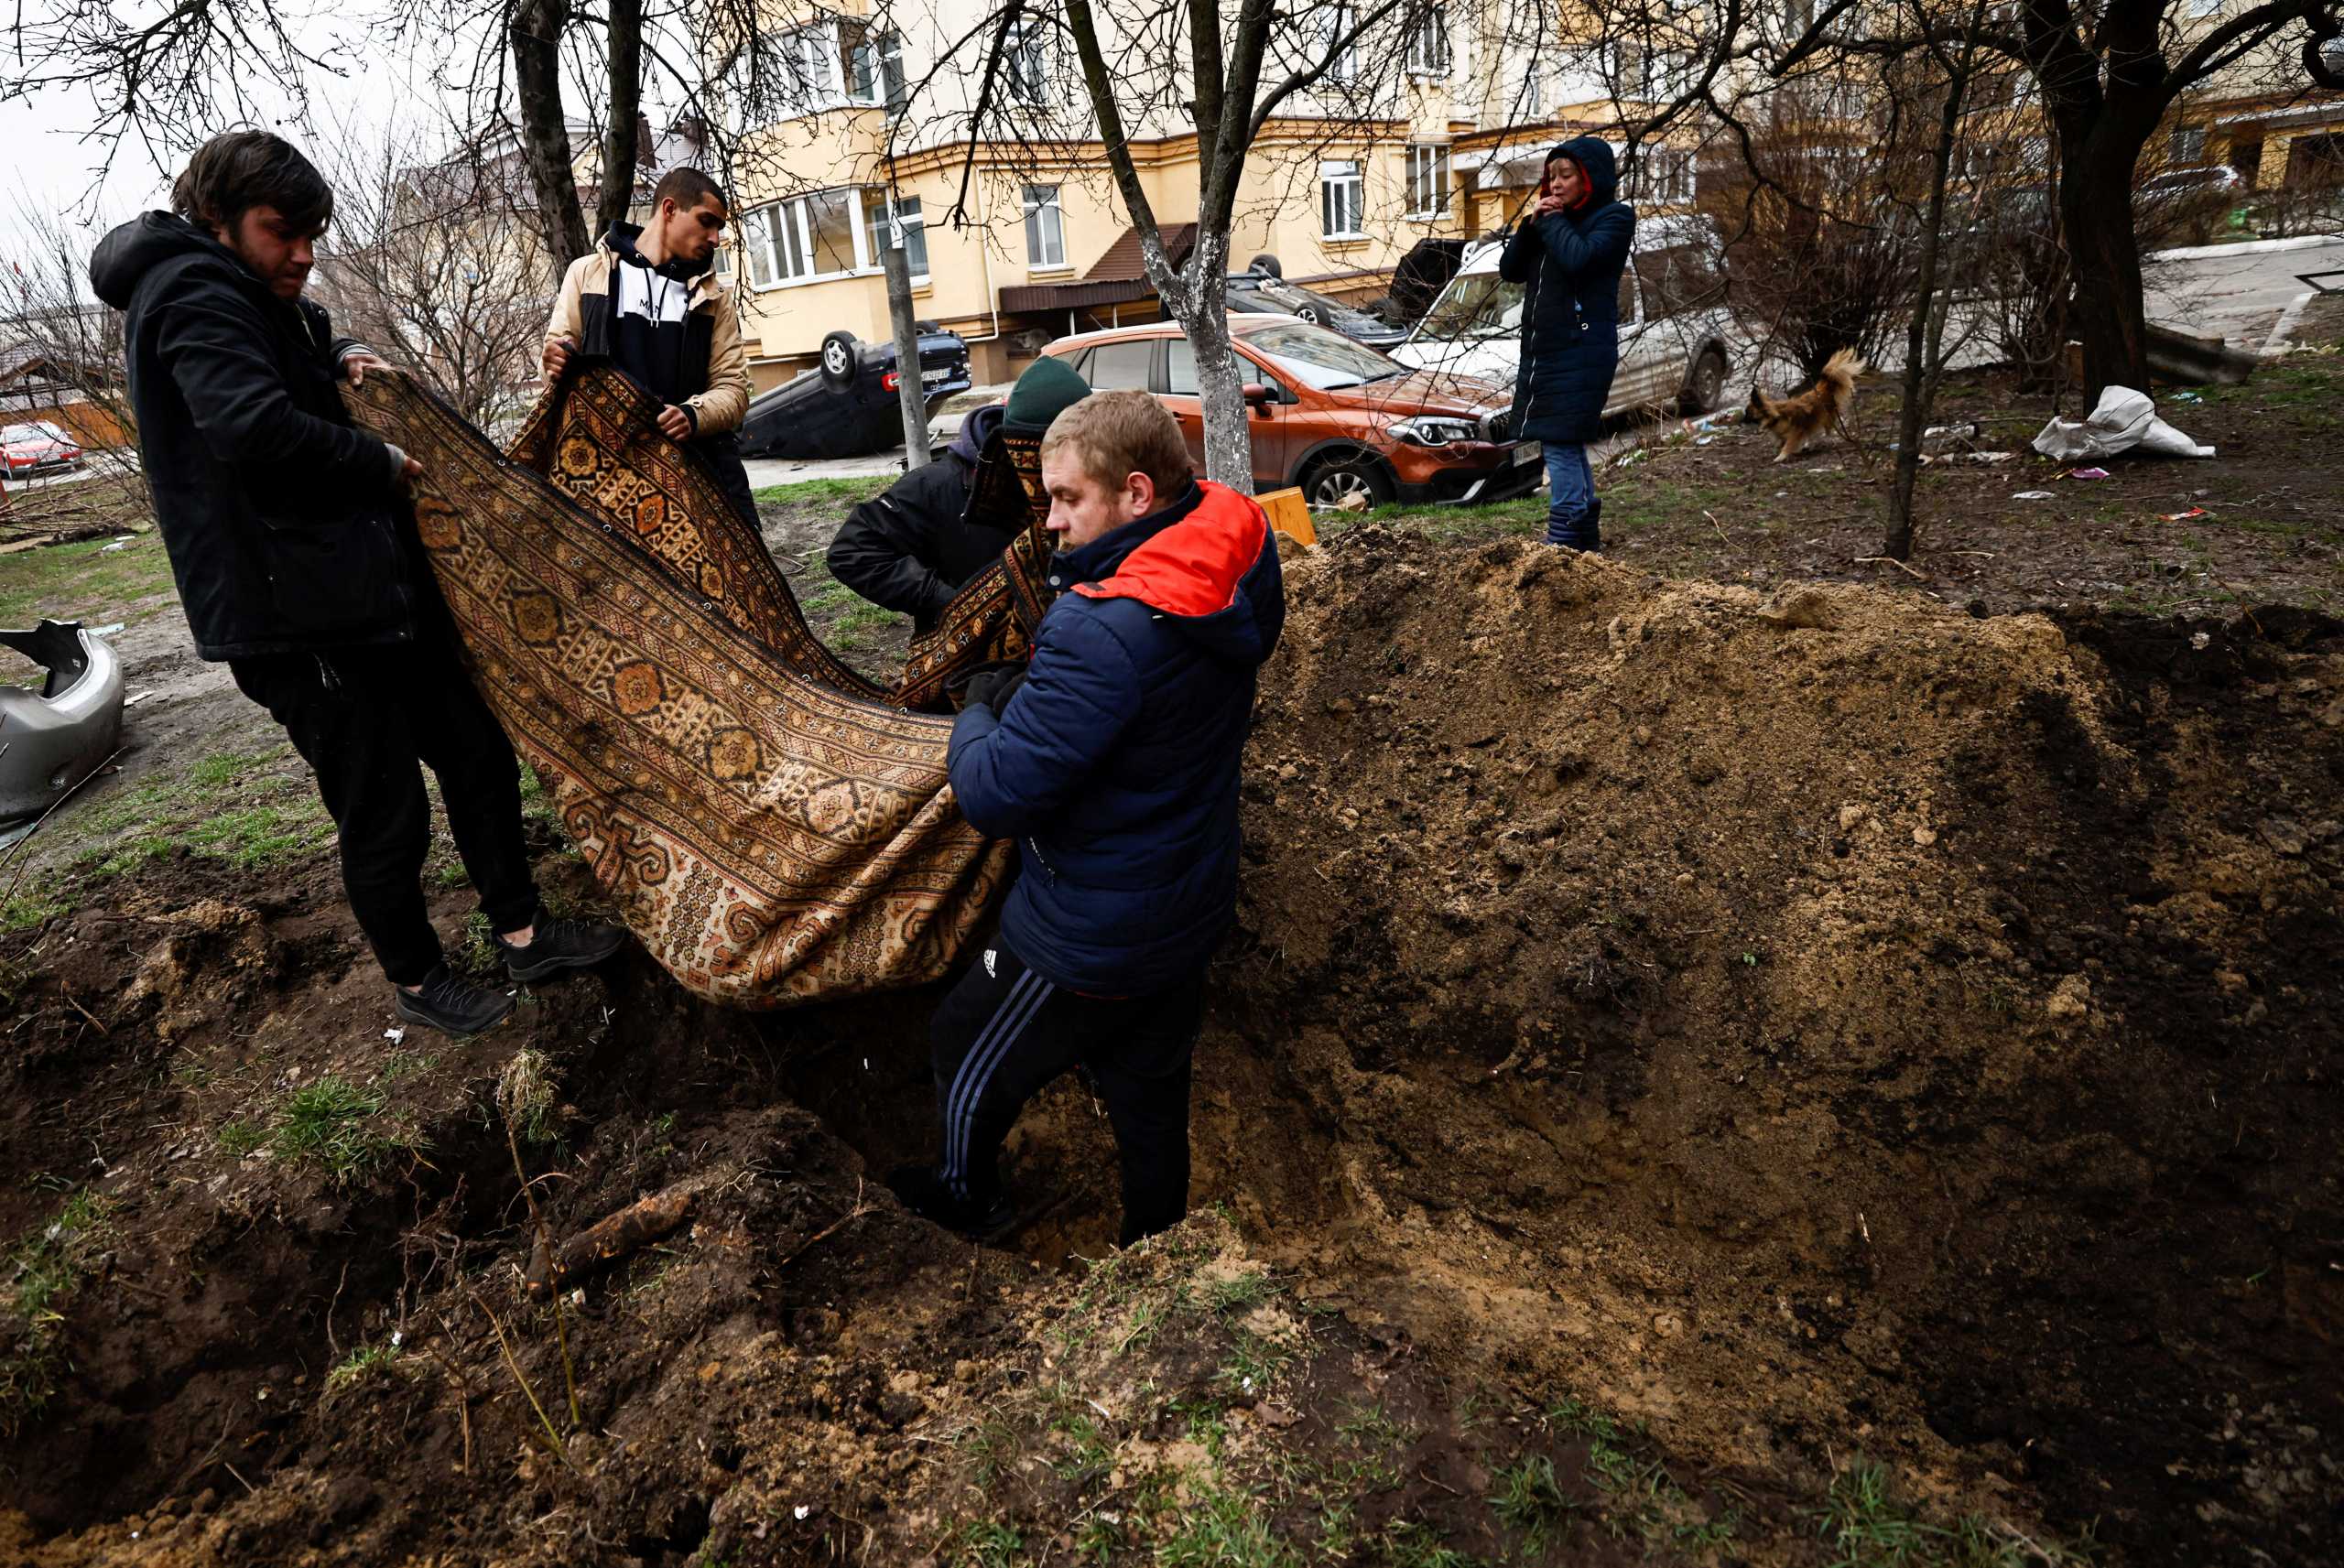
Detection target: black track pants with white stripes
<box><xmin>929</xmin><ymin>941</ymin><xmax>1206</xmax><ymax>1246</ymax></box>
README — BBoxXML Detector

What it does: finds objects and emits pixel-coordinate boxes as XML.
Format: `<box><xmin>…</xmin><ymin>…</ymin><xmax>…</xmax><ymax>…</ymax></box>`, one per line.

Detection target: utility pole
<box><xmin>881</xmin><ymin>211</ymin><xmax>933</xmax><ymax>470</ymax></box>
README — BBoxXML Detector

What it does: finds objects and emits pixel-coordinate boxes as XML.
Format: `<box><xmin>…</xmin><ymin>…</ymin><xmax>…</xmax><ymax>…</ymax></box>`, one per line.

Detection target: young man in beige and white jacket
<box><xmin>542</xmin><ymin>167</ymin><xmax>757</xmax><ymax>521</ymax></box>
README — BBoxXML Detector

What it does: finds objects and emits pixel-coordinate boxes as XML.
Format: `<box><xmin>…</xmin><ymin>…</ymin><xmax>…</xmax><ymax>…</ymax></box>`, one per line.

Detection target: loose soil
<box><xmin>1</xmin><ymin>382</ymin><xmax>2339</xmax><ymax>1565</ymax></box>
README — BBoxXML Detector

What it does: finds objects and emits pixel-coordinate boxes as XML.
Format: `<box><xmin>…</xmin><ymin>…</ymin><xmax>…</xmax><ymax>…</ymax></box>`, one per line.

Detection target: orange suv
<box><xmin>1041</xmin><ymin>315</ymin><xmax>1540</xmax><ymax>509</ymax></box>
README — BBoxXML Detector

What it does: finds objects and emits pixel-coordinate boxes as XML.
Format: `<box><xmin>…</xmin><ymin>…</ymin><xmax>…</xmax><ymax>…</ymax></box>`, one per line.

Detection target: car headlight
<box><xmin>1388</xmin><ymin>415</ymin><xmax>1481</xmax><ymax>447</ymax></box>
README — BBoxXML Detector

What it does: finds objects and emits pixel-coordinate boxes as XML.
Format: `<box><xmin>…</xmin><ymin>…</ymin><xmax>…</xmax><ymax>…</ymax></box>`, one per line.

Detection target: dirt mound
<box><xmin>2</xmin><ymin>528</ymin><xmax>2338</xmax><ymax>1566</ymax></box>
<box><xmin>1206</xmin><ymin>529</ymin><xmax>2343</xmax><ymax>1563</ymax></box>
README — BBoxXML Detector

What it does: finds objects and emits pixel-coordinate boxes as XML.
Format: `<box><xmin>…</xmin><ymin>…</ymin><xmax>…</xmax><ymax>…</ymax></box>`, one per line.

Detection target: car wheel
<box><xmin>1248</xmin><ymin>252</ymin><xmax>1283</xmax><ymax>279</ymax></box>
<box><xmin>1679</xmin><ymin>347</ymin><xmax>1728</xmax><ymax>416</ymax></box>
<box><xmin>1302</xmin><ymin>453</ymin><xmax>1394</xmax><ymax>512</ymax></box>
<box><xmin>1295</xmin><ymin>305</ymin><xmax>1322</xmax><ymax>326</ymax></box>
<box><xmin>819</xmin><ymin>330</ymin><xmax>861</xmax><ymax>388</ymax></box>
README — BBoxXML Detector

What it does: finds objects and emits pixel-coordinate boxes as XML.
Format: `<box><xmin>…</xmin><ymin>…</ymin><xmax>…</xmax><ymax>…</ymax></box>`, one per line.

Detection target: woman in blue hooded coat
<box><xmin>1500</xmin><ymin>137</ymin><xmax>1635</xmax><ymax>551</ymax></box>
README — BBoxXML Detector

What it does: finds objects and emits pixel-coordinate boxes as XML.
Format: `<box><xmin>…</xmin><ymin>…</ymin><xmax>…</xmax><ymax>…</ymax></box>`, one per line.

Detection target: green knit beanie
<box><xmin>1002</xmin><ymin>355</ymin><xmax>1093</xmax><ymax>436</ymax></box>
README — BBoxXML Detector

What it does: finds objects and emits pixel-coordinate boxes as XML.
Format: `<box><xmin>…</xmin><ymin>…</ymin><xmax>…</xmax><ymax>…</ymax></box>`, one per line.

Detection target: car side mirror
<box><xmin>1243</xmin><ymin>383</ymin><xmax>1275</xmax><ymax>413</ymax></box>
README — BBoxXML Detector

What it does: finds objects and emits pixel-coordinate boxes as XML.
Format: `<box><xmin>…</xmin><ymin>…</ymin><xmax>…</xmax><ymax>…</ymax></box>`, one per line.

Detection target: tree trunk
<box><xmin>598</xmin><ymin>0</ymin><xmax>646</xmax><ymax>239</ymax></box>
<box><xmin>1886</xmin><ymin>38</ymin><xmax>1976</xmax><ymax>561</ymax></box>
<box><xmin>510</xmin><ymin>0</ymin><xmax>591</xmax><ymax>271</ymax></box>
<box><xmin>1171</xmin><ymin>229</ymin><xmax>1256</xmax><ymax>493</ymax></box>
<box><xmin>2061</xmin><ymin>132</ymin><xmax>2154</xmax><ymax>400</ymax></box>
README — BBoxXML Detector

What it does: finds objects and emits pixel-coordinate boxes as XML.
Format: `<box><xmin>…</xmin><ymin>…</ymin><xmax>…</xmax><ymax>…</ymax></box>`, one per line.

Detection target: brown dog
<box><xmin>1744</xmin><ymin>348</ymin><xmax>1866</xmax><ymax>461</ymax></box>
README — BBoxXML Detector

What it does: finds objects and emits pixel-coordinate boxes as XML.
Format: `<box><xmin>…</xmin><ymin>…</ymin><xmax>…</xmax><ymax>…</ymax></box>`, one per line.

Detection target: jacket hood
<box><xmin>91</xmin><ymin>211</ymin><xmax>242</xmax><ymax>309</ymax></box>
<box><xmin>602</xmin><ymin>221</ymin><xmax>713</xmax><ymax>282</ymax></box>
<box><xmin>1551</xmin><ymin>136</ymin><xmax>1621</xmax><ymax>210</ymax></box>
<box><xmin>950</xmin><ymin>402</ymin><xmax>1004</xmax><ymax>466</ymax></box>
<box><xmin>1066</xmin><ymin>480</ymin><xmax>1285</xmax><ymax>666</ymax></box>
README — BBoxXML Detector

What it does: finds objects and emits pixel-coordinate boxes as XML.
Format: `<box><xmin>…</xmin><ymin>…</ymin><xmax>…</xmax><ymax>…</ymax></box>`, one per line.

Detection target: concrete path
<box><xmin>2146</xmin><ymin>235</ymin><xmax>2344</xmax><ymax>356</ymax></box>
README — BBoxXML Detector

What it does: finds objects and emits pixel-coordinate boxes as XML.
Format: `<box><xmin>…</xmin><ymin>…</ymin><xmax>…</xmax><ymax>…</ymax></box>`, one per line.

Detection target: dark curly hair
<box><xmin>171</xmin><ymin>131</ymin><xmax>334</xmax><ymax>236</ymax></box>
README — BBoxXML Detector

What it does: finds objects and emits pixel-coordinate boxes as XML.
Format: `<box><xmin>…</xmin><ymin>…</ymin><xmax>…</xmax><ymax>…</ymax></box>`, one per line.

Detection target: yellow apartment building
<box><xmin>711</xmin><ymin>1</ymin><xmax>1705</xmax><ymax>387</ymax></box>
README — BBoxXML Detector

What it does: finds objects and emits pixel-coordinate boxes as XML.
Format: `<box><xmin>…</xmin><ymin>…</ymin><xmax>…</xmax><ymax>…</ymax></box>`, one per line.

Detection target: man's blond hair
<box><xmin>1041</xmin><ymin>389</ymin><xmax>1194</xmax><ymax>498</ymax></box>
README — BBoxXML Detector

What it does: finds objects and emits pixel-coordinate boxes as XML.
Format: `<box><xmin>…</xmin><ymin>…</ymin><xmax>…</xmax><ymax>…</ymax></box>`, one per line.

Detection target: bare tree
<box><xmin>1765</xmin><ymin>0</ymin><xmax>2343</xmax><ymax>396</ymax></box>
<box><xmin>309</xmin><ymin>119</ymin><xmax>559</xmax><ymax>430</ymax></box>
<box><xmin>1</xmin><ymin>199</ymin><xmax>142</xmax><ymax>497</ymax></box>
<box><xmin>1883</xmin><ymin>0</ymin><xmax>2000</xmax><ymax>562</ymax></box>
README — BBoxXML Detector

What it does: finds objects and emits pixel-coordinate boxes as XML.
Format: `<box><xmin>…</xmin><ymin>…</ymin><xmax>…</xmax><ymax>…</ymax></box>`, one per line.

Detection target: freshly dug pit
<box><xmin>3</xmin><ymin>529</ymin><xmax>2338</xmax><ymax>1566</ymax></box>
<box><xmin>1203</xmin><ymin>533</ymin><xmax>2344</xmax><ymax>1565</ymax></box>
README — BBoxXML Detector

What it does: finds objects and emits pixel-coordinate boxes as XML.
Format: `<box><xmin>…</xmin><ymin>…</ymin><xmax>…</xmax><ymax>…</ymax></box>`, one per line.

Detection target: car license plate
<box><xmin>921</xmin><ymin>366</ymin><xmax>951</xmax><ymax>385</ymax></box>
<box><xmin>1512</xmin><ymin>441</ymin><xmax>1540</xmax><ymax>467</ymax></box>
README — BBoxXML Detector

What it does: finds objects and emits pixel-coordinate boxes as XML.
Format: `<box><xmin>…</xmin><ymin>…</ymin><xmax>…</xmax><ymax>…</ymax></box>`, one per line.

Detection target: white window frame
<box><xmin>1004</xmin><ymin>18</ymin><xmax>1054</xmax><ymax>106</ymax></box>
<box><xmin>743</xmin><ymin>188</ymin><xmax>869</xmax><ymax>289</ymax></box>
<box><xmin>775</xmin><ymin>21</ymin><xmax>845</xmax><ymax>114</ymax></box>
<box><xmin>1405</xmin><ymin>4</ymin><xmax>1451</xmax><ymax>75</ymax></box>
<box><xmin>1628</xmin><ymin>145</ymin><xmax>1696</xmax><ymax>203</ymax></box>
<box><xmin>863</xmin><ymin>189</ymin><xmax>929</xmax><ymax>280</ymax></box>
<box><xmin>1320</xmin><ymin>4</ymin><xmax>1361</xmax><ymax>86</ymax></box>
<box><xmin>1022</xmin><ymin>184</ymin><xmax>1067</xmax><ymax>269</ymax></box>
<box><xmin>2169</xmin><ymin>124</ymin><xmax>2208</xmax><ymax>166</ymax></box>
<box><xmin>1405</xmin><ymin>144</ymin><xmax>1451</xmax><ymax>217</ymax></box>
<box><xmin>1319</xmin><ymin>159</ymin><xmax>1366</xmax><ymax>239</ymax></box>
<box><xmin>845</xmin><ymin>25</ymin><xmax>907</xmax><ymax>113</ymax></box>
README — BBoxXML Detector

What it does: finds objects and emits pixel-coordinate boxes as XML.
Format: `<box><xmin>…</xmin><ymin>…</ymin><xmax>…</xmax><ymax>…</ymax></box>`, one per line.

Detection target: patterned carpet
<box><xmin>346</xmin><ymin>367</ymin><xmax>1015</xmax><ymax>1009</ymax></box>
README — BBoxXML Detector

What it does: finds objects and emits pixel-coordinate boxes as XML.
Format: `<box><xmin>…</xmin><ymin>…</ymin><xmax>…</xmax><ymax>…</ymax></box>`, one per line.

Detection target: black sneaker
<box><xmin>394</xmin><ymin>963</ymin><xmax>515</xmax><ymax>1038</ymax></box>
<box><xmin>886</xmin><ymin>1163</ymin><xmax>1019</xmax><ymax>1244</ymax></box>
<box><xmin>492</xmin><ymin>915</ymin><xmax>629</xmax><ymax>984</ymax></box>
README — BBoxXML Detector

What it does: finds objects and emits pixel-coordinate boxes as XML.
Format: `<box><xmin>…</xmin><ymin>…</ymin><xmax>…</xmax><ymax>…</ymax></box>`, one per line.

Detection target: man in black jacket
<box><xmin>91</xmin><ymin>131</ymin><xmax>624</xmax><ymax>1037</ymax></box>
<box><xmin>824</xmin><ymin>402</ymin><xmax>1013</xmax><ymax>634</ymax></box>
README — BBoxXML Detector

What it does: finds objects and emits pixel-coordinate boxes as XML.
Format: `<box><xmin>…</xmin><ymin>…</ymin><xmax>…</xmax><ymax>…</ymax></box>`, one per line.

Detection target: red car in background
<box><xmin>2</xmin><ymin>421</ymin><xmax>84</xmax><ymax>477</ymax></box>
<box><xmin>1041</xmin><ymin>315</ymin><xmax>1539</xmax><ymax>510</ymax></box>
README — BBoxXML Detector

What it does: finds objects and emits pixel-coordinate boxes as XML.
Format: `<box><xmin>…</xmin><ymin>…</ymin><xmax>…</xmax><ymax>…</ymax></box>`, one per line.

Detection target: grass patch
<box><xmin>324</xmin><ymin>1340</ymin><xmax>405</xmax><ymax>1399</ymax></box>
<box><xmin>1155</xmin><ymin>1482</ymin><xmax>1297</xmax><ymax>1568</ymax></box>
<box><xmin>752</xmin><ymin>474</ymin><xmax>893</xmax><ymax>509</ymax></box>
<box><xmin>218</xmin><ymin>1119</ymin><xmax>267</xmax><ymax>1156</ymax></box>
<box><xmin>0</xmin><ymin>534</ymin><xmax>176</xmax><ymax>626</ymax></box>
<box><xmin>0</xmin><ymin>1189</ymin><xmax>111</xmax><ymax>1434</ymax></box>
<box><xmin>267</xmin><ymin>1075</ymin><xmax>417</xmax><ymax>1185</ymax></box>
<box><xmin>1815</xmin><ymin>1458</ymin><xmax>2092</xmax><ymax>1567</ymax></box>
<box><xmin>68</xmin><ymin>745</ymin><xmax>333</xmax><ymax>881</ymax></box>
<box><xmin>1489</xmin><ymin>1454</ymin><xmax>1576</xmax><ymax>1552</ymax></box>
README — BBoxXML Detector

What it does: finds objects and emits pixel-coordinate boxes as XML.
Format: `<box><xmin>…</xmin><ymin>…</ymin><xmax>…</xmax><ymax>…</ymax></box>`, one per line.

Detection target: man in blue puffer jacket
<box><xmin>1501</xmin><ymin>136</ymin><xmax>1635</xmax><ymax>551</ymax></box>
<box><xmin>888</xmin><ymin>389</ymin><xmax>1285</xmax><ymax>1247</ymax></box>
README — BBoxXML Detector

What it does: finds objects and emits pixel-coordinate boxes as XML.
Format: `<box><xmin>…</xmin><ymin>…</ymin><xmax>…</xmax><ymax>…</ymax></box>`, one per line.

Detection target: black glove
<box><xmin>960</xmin><ymin>663</ymin><xmax>1028</xmax><ymax>713</ymax></box>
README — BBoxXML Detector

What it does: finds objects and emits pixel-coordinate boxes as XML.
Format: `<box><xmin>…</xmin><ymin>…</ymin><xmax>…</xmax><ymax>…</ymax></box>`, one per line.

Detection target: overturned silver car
<box><xmin>0</xmin><ymin>621</ymin><xmax>125</xmax><ymax>823</ymax></box>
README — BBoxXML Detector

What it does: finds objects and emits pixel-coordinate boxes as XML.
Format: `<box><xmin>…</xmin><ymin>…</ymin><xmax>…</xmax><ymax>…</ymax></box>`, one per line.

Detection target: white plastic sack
<box><xmin>2032</xmin><ymin>385</ymin><xmax>2215</xmax><ymax>461</ymax></box>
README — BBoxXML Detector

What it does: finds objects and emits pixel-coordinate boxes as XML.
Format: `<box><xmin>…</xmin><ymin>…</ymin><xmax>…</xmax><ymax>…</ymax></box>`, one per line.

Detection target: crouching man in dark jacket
<box><xmin>91</xmin><ymin>132</ymin><xmax>625</xmax><ymax>1038</ymax></box>
<box><xmin>825</xmin><ymin>403</ymin><xmax>1011</xmax><ymax>634</ymax></box>
<box><xmin>889</xmin><ymin>390</ymin><xmax>1285</xmax><ymax>1247</ymax></box>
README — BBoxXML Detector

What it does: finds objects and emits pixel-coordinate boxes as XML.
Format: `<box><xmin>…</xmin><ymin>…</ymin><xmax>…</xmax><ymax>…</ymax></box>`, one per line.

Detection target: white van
<box><xmin>1388</xmin><ymin>213</ymin><xmax>1734</xmax><ymax>425</ymax></box>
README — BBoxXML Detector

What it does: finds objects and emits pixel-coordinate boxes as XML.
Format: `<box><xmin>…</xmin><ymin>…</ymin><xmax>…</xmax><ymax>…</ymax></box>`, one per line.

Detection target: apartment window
<box><xmin>862</xmin><ymin>190</ymin><xmax>928</xmax><ymax>276</ymax></box>
<box><xmin>1004</xmin><ymin>18</ymin><xmax>1052</xmax><ymax>105</ymax></box>
<box><xmin>2185</xmin><ymin>0</ymin><xmax>2220</xmax><ymax>16</ymax></box>
<box><xmin>1320</xmin><ymin>4</ymin><xmax>1361</xmax><ymax>86</ymax></box>
<box><xmin>1406</xmin><ymin>145</ymin><xmax>1451</xmax><ymax>216</ymax></box>
<box><xmin>2170</xmin><ymin>124</ymin><xmax>2208</xmax><ymax>166</ymax></box>
<box><xmin>1023</xmin><ymin>184</ymin><xmax>1066</xmax><ymax>267</ymax></box>
<box><xmin>745</xmin><ymin>189</ymin><xmax>860</xmax><ymax>285</ymax></box>
<box><xmin>1405</xmin><ymin>4</ymin><xmax>1451</xmax><ymax>74</ymax></box>
<box><xmin>1626</xmin><ymin>145</ymin><xmax>1695</xmax><ymax>202</ymax></box>
<box><xmin>845</xmin><ymin>25</ymin><xmax>907</xmax><ymax>112</ymax></box>
<box><xmin>1320</xmin><ymin>160</ymin><xmax>1365</xmax><ymax>239</ymax></box>
<box><xmin>776</xmin><ymin>22</ymin><xmax>843</xmax><ymax>113</ymax></box>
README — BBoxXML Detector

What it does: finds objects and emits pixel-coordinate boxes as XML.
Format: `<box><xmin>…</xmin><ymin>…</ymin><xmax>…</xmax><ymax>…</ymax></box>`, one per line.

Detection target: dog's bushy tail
<box><xmin>1818</xmin><ymin>348</ymin><xmax>1865</xmax><ymax>415</ymax></box>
